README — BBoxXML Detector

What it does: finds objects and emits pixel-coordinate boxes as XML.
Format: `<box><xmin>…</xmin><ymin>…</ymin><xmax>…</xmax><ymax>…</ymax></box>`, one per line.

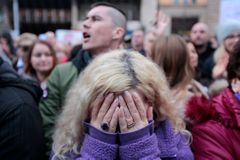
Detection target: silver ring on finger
<box><xmin>127</xmin><ymin>121</ymin><xmax>135</xmax><ymax>129</ymax></box>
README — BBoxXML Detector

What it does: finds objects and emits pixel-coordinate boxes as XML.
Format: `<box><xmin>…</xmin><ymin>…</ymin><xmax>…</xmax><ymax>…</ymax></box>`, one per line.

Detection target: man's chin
<box><xmin>194</xmin><ymin>43</ymin><xmax>204</xmax><ymax>48</ymax></box>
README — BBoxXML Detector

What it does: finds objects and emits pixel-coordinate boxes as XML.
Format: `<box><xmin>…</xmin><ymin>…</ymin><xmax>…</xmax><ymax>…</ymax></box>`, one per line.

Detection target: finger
<box><xmin>119</xmin><ymin>95</ymin><xmax>127</xmax><ymax>107</ymax></box>
<box><xmin>91</xmin><ymin>93</ymin><xmax>104</xmax><ymax>121</ymax></box>
<box><xmin>147</xmin><ymin>106</ymin><xmax>153</xmax><ymax>121</ymax></box>
<box><xmin>119</xmin><ymin>96</ymin><xmax>133</xmax><ymax>121</ymax></box>
<box><xmin>118</xmin><ymin>106</ymin><xmax>127</xmax><ymax>133</ymax></box>
<box><xmin>97</xmin><ymin>93</ymin><xmax>114</xmax><ymax>120</ymax></box>
<box><xmin>158</xmin><ymin>11</ymin><xmax>162</xmax><ymax>20</ymax></box>
<box><xmin>102</xmin><ymin>98</ymin><xmax>119</xmax><ymax>124</ymax></box>
<box><xmin>161</xmin><ymin>13</ymin><xmax>167</xmax><ymax>22</ymax></box>
<box><xmin>109</xmin><ymin>107</ymin><xmax>119</xmax><ymax>133</ymax></box>
<box><xmin>123</xmin><ymin>91</ymin><xmax>141</xmax><ymax>122</ymax></box>
<box><xmin>131</xmin><ymin>91</ymin><xmax>147</xmax><ymax>121</ymax></box>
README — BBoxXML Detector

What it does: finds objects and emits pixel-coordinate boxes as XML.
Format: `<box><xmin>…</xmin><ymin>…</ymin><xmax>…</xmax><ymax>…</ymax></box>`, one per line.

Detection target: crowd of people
<box><xmin>0</xmin><ymin>2</ymin><xmax>240</xmax><ymax>160</ymax></box>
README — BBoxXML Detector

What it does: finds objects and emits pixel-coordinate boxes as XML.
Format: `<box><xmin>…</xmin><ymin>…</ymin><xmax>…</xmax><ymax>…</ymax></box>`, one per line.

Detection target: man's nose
<box><xmin>196</xmin><ymin>32</ymin><xmax>201</xmax><ymax>36</ymax></box>
<box><xmin>83</xmin><ymin>20</ymin><xmax>90</xmax><ymax>29</ymax></box>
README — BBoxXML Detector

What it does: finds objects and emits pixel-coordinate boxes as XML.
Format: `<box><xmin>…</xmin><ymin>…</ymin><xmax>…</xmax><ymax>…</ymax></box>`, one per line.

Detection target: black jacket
<box><xmin>0</xmin><ymin>58</ymin><xmax>47</xmax><ymax>160</ymax></box>
<box><xmin>196</xmin><ymin>42</ymin><xmax>215</xmax><ymax>86</ymax></box>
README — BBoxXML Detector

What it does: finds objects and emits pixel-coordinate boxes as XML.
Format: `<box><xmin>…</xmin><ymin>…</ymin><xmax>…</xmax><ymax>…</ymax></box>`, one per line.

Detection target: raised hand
<box><xmin>90</xmin><ymin>93</ymin><xmax>119</xmax><ymax>133</ymax></box>
<box><xmin>118</xmin><ymin>90</ymin><xmax>153</xmax><ymax>133</ymax></box>
<box><xmin>153</xmin><ymin>11</ymin><xmax>170</xmax><ymax>36</ymax></box>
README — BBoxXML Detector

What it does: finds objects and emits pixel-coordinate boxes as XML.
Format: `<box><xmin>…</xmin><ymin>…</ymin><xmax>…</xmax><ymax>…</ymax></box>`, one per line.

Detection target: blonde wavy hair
<box><xmin>52</xmin><ymin>50</ymin><xmax>188</xmax><ymax>159</ymax></box>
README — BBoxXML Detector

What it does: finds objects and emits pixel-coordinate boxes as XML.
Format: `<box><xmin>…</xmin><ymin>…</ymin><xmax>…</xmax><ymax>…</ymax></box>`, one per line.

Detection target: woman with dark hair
<box><xmin>24</xmin><ymin>40</ymin><xmax>57</xmax><ymax>97</ymax></box>
<box><xmin>186</xmin><ymin>40</ymin><xmax>209</xmax><ymax>98</ymax></box>
<box><xmin>151</xmin><ymin>34</ymin><xmax>194</xmax><ymax>119</ymax></box>
<box><xmin>187</xmin><ymin>40</ymin><xmax>240</xmax><ymax>159</ymax></box>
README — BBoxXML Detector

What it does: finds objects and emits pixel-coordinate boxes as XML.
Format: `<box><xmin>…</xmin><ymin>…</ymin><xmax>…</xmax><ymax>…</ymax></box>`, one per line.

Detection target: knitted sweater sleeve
<box><xmin>50</xmin><ymin>123</ymin><xmax>118</xmax><ymax>160</ymax></box>
<box><xmin>155</xmin><ymin>120</ymin><xmax>194</xmax><ymax>160</ymax></box>
<box><xmin>78</xmin><ymin>134</ymin><xmax>118</xmax><ymax>159</ymax></box>
<box><xmin>119</xmin><ymin>122</ymin><xmax>160</xmax><ymax>160</ymax></box>
<box><xmin>77</xmin><ymin>123</ymin><xmax>118</xmax><ymax>159</ymax></box>
<box><xmin>176</xmin><ymin>133</ymin><xmax>194</xmax><ymax>160</ymax></box>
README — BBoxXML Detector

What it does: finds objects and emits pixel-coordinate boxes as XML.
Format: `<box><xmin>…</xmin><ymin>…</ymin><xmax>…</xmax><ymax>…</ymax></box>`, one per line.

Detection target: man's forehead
<box><xmin>192</xmin><ymin>23</ymin><xmax>208</xmax><ymax>32</ymax></box>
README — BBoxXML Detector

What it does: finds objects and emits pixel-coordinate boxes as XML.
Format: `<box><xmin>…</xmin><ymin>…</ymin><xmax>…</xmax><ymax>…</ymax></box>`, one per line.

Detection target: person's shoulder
<box><xmin>55</xmin><ymin>61</ymin><xmax>77</xmax><ymax>71</ymax></box>
<box><xmin>192</xmin><ymin>120</ymin><xmax>228</xmax><ymax>144</ymax></box>
<box><xmin>192</xmin><ymin>120</ymin><xmax>220</xmax><ymax>131</ymax></box>
<box><xmin>211</xmin><ymin>87</ymin><xmax>231</xmax><ymax>105</ymax></box>
<box><xmin>207</xmin><ymin>42</ymin><xmax>216</xmax><ymax>53</ymax></box>
<box><xmin>191</xmin><ymin>120</ymin><xmax>234</xmax><ymax>159</ymax></box>
<box><xmin>47</xmin><ymin>62</ymin><xmax>79</xmax><ymax>88</ymax></box>
<box><xmin>0</xmin><ymin>86</ymin><xmax>37</xmax><ymax>113</ymax></box>
<box><xmin>51</xmin><ymin>62</ymin><xmax>78</xmax><ymax>77</ymax></box>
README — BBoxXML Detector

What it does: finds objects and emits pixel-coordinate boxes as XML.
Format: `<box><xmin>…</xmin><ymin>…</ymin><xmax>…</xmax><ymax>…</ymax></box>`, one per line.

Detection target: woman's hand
<box><xmin>118</xmin><ymin>91</ymin><xmax>153</xmax><ymax>133</ymax></box>
<box><xmin>90</xmin><ymin>93</ymin><xmax>119</xmax><ymax>133</ymax></box>
<box><xmin>153</xmin><ymin>11</ymin><xmax>170</xmax><ymax>36</ymax></box>
<box><xmin>212</xmin><ymin>54</ymin><xmax>229</xmax><ymax>79</ymax></box>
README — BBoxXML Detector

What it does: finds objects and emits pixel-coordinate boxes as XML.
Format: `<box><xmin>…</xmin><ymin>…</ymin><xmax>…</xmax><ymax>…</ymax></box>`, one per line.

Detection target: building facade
<box><xmin>0</xmin><ymin>0</ymin><xmax>220</xmax><ymax>36</ymax></box>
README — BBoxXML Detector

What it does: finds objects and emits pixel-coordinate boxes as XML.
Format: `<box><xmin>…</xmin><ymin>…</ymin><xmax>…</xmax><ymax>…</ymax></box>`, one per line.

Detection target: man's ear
<box><xmin>112</xmin><ymin>27</ymin><xmax>125</xmax><ymax>40</ymax></box>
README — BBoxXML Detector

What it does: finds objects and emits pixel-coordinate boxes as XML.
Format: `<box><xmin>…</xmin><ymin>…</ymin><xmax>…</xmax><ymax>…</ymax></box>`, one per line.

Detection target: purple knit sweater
<box><xmin>52</xmin><ymin>120</ymin><xmax>193</xmax><ymax>160</ymax></box>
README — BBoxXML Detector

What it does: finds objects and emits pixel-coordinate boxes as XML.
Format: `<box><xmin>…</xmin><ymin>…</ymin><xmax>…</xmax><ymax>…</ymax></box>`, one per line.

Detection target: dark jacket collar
<box><xmin>72</xmin><ymin>49</ymin><xmax>93</xmax><ymax>74</ymax></box>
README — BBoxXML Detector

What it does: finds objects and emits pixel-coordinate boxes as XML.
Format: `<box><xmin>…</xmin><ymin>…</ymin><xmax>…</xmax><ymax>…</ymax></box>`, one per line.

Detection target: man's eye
<box><xmin>92</xmin><ymin>16</ymin><xmax>101</xmax><ymax>21</ymax></box>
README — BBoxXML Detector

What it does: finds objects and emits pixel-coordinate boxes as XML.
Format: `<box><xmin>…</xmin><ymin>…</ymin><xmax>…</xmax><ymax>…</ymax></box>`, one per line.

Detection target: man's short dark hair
<box><xmin>90</xmin><ymin>2</ymin><xmax>127</xmax><ymax>20</ymax></box>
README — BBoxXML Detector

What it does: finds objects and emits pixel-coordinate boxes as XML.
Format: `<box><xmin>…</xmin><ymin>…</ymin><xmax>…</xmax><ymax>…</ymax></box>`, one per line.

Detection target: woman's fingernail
<box><xmin>97</xmin><ymin>93</ymin><xmax>103</xmax><ymax>98</ymax></box>
<box><xmin>114</xmin><ymin>97</ymin><xmax>119</xmax><ymax>104</ymax></box>
<box><xmin>107</xmin><ymin>93</ymin><xmax>114</xmax><ymax>98</ymax></box>
<box><xmin>124</xmin><ymin>91</ymin><xmax>130</xmax><ymax>96</ymax></box>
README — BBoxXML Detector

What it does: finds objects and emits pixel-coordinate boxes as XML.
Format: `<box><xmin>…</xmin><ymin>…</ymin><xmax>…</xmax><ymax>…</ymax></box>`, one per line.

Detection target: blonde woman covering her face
<box><xmin>51</xmin><ymin>50</ymin><xmax>193</xmax><ymax>160</ymax></box>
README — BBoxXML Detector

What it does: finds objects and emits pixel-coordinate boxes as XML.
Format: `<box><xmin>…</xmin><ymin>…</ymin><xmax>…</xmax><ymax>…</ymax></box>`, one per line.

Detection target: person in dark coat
<box><xmin>190</xmin><ymin>22</ymin><xmax>216</xmax><ymax>87</ymax></box>
<box><xmin>0</xmin><ymin>57</ymin><xmax>47</xmax><ymax>160</ymax></box>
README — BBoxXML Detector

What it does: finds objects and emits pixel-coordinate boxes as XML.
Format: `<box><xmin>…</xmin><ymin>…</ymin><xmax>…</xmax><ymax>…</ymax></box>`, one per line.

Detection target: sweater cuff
<box><xmin>119</xmin><ymin>121</ymin><xmax>154</xmax><ymax>145</ymax></box>
<box><xmin>84</xmin><ymin>122</ymin><xmax>117</xmax><ymax>144</ymax></box>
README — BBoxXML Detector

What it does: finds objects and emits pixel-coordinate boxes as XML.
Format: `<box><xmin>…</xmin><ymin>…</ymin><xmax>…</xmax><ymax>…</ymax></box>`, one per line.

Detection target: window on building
<box><xmin>159</xmin><ymin>0</ymin><xmax>208</xmax><ymax>6</ymax></box>
<box><xmin>18</xmin><ymin>0</ymin><xmax>71</xmax><ymax>34</ymax></box>
<box><xmin>172</xmin><ymin>17</ymin><xmax>198</xmax><ymax>35</ymax></box>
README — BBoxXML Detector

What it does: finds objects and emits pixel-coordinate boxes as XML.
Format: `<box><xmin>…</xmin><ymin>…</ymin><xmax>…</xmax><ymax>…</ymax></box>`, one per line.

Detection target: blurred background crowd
<box><xmin>0</xmin><ymin>0</ymin><xmax>240</xmax><ymax>159</ymax></box>
<box><xmin>0</xmin><ymin>0</ymin><xmax>240</xmax><ymax>94</ymax></box>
